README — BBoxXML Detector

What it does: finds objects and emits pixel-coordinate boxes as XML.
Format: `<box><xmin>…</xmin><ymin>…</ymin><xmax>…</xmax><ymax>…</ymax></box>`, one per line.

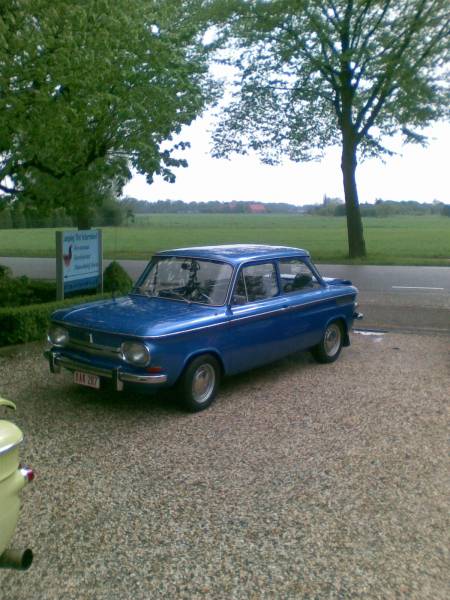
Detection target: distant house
<box><xmin>323</xmin><ymin>195</ymin><xmax>344</xmax><ymax>206</ymax></box>
<box><xmin>248</xmin><ymin>203</ymin><xmax>267</xmax><ymax>214</ymax></box>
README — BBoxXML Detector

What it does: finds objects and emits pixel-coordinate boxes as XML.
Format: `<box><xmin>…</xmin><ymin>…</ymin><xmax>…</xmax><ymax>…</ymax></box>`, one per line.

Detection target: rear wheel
<box><xmin>311</xmin><ymin>321</ymin><xmax>343</xmax><ymax>363</ymax></box>
<box><xmin>178</xmin><ymin>354</ymin><xmax>221</xmax><ymax>412</ymax></box>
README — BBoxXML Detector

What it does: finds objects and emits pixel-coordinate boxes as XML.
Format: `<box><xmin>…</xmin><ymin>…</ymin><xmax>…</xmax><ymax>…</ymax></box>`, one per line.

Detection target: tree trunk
<box><xmin>75</xmin><ymin>205</ymin><xmax>91</xmax><ymax>230</ymax></box>
<box><xmin>341</xmin><ymin>134</ymin><xmax>366</xmax><ymax>258</ymax></box>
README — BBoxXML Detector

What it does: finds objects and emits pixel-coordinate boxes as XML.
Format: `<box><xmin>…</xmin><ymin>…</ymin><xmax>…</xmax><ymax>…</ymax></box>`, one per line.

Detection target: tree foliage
<box><xmin>0</xmin><ymin>0</ymin><xmax>214</xmax><ymax>226</ymax></box>
<box><xmin>213</xmin><ymin>0</ymin><xmax>450</xmax><ymax>256</ymax></box>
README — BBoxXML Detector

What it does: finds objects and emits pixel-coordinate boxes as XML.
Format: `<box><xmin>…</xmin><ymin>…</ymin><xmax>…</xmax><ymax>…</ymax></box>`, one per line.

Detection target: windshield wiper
<box><xmin>131</xmin><ymin>287</ymin><xmax>156</xmax><ymax>297</ymax></box>
<box><xmin>157</xmin><ymin>289</ymin><xmax>190</xmax><ymax>303</ymax></box>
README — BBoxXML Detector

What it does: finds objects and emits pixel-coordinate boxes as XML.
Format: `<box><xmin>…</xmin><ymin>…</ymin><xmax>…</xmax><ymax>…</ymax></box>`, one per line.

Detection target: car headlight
<box><xmin>48</xmin><ymin>325</ymin><xmax>69</xmax><ymax>347</ymax></box>
<box><xmin>120</xmin><ymin>341</ymin><xmax>151</xmax><ymax>367</ymax></box>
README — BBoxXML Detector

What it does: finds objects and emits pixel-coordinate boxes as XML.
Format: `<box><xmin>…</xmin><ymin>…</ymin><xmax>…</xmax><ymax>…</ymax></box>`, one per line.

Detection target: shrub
<box><xmin>103</xmin><ymin>261</ymin><xmax>133</xmax><ymax>294</ymax></box>
<box><xmin>26</xmin><ymin>280</ymin><xmax>57</xmax><ymax>303</ymax></box>
<box><xmin>0</xmin><ymin>265</ymin><xmax>13</xmax><ymax>279</ymax></box>
<box><xmin>0</xmin><ymin>274</ymin><xmax>32</xmax><ymax>307</ymax></box>
<box><xmin>0</xmin><ymin>267</ymin><xmax>58</xmax><ymax>307</ymax></box>
<box><xmin>0</xmin><ymin>294</ymin><xmax>111</xmax><ymax>347</ymax></box>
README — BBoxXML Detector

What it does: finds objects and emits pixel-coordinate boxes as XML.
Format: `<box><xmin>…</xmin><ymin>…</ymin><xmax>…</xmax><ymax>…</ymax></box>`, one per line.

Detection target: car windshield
<box><xmin>134</xmin><ymin>257</ymin><xmax>233</xmax><ymax>306</ymax></box>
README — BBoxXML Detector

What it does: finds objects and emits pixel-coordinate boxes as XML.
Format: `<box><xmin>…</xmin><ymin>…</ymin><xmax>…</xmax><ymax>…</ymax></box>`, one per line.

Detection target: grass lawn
<box><xmin>0</xmin><ymin>214</ymin><xmax>449</xmax><ymax>265</ymax></box>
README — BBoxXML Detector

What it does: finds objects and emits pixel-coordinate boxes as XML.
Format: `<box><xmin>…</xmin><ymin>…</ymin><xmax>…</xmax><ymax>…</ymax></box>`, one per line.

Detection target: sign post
<box><xmin>56</xmin><ymin>230</ymin><xmax>103</xmax><ymax>300</ymax></box>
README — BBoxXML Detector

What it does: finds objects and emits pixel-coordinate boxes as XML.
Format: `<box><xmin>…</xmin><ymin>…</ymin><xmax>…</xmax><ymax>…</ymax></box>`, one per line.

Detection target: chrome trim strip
<box><xmin>51</xmin><ymin>354</ymin><xmax>167</xmax><ymax>385</ymax></box>
<box><xmin>0</xmin><ymin>440</ymin><xmax>22</xmax><ymax>457</ymax></box>
<box><xmin>56</xmin><ymin>356</ymin><xmax>113</xmax><ymax>378</ymax></box>
<box><xmin>52</xmin><ymin>293</ymin><xmax>355</xmax><ymax>340</ymax></box>
<box><xmin>227</xmin><ymin>298</ymin><xmax>337</xmax><ymax>327</ymax></box>
<box><xmin>67</xmin><ymin>338</ymin><xmax>120</xmax><ymax>358</ymax></box>
<box><xmin>120</xmin><ymin>372</ymin><xmax>167</xmax><ymax>384</ymax></box>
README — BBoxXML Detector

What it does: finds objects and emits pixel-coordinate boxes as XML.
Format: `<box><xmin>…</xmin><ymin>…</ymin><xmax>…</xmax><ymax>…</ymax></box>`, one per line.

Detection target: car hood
<box><xmin>322</xmin><ymin>276</ymin><xmax>353</xmax><ymax>286</ymax></box>
<box><xmin>52</xmin><ymin>295</ymin><xmax>226</xmax><ymax>338</ymax></box>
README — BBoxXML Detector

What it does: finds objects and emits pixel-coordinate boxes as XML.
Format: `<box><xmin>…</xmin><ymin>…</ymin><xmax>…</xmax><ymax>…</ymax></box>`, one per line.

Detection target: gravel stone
<box><xmin>0</xmin><ymin>332</ymin><xmax>448</xmax><ymax>599</ymax></box>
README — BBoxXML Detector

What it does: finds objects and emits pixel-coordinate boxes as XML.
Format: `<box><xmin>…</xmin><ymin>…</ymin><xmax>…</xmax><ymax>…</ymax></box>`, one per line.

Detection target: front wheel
<box><xmin>178</xmin><ymin>354</ymin><xmax>221</xmax><ymax>412</ymax></box>
<box><xmin>311</xmin><ymin>321</ymin><xmax>343</xmax><ymax>364</ymax></box>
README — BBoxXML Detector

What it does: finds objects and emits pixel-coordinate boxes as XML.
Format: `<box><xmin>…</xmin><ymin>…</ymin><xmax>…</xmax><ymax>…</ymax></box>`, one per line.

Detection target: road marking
<box><xmin>354</xmin><ymin>330</ymin><xmax>386</xmax><ymax>336</ymax></box>
<box><xmin>392</xmin><ymin>286</ymin><xmax>444</xmax><ymax>290</ymax></box>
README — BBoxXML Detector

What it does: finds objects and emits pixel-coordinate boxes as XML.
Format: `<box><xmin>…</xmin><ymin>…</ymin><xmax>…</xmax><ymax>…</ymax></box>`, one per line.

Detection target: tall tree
<box><xmin>0</xmin><ymin>0</ymin><xmax>214</xmax><ymax>227</ymax></box>
<box><xmin>213</xmin><ymin>0</ymin><xmax>449</xmax><ymax>257</ymax></box>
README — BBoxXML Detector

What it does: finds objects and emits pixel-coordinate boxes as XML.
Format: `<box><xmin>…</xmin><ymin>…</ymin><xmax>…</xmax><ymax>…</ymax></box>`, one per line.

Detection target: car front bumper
<box><xmin>44</xmin><ymin>350</ymin><xmax>167</xmax><ymax>392</ymax></box>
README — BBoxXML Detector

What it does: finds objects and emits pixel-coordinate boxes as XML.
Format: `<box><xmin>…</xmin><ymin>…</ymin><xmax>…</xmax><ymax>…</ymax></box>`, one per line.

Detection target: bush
<box><xmin>26</xmin><ymin>280</ymin><xmax>57</xmax><ymax>303</ymax></box>
<box><xmin>0</xmin><ymin>265</ymin><xmax>12</xmax><ymax>279</ymax></box>
<box><xmin>0</xmin><ymin>267</ymin><xmax>58</xmax><ymax>308</ymax></box>
<box><xmin>103</xmin><ymin>261</ymin><xmax>133</xmax><ymax>294</ymax></box>
<box><xmin>0</xmin><ymin>274</ymin><xmax>32</xmax><ymax>307</ymax></box>
<box><xmin>0</xmin><ymin>294</ymin><xmax>111</xmax><ymax>347</ymax></box>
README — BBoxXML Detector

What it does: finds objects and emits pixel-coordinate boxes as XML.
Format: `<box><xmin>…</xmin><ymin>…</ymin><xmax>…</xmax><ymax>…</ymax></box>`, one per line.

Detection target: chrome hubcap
<box><xmin>324</xmin><ymin>323</ymin><xmax>341</xmax><ymax>356</ymax></box>
<box><xmin>192</xmin><ymin>364</ymin><xmax>216</xmax><ymax>404</ymax></box>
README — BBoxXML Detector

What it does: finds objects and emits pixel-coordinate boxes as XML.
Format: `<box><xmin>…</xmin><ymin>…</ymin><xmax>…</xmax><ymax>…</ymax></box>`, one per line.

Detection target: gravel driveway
<box><xmin>0</xmin><ymin>332</ymin><xmax>448</xmax><ymax>600</ymax></box>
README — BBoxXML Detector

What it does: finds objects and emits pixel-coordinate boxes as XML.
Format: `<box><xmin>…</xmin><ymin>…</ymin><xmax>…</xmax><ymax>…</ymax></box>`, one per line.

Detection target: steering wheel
<box><xmin>190</xmin><ymin>288</ymin><xmax>211</xmax><ymax>303</ymax></box>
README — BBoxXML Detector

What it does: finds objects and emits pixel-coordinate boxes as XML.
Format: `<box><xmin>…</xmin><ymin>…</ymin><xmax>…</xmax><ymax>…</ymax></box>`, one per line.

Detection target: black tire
<box><xmin>178</xmin><ymin>354</ymin><xmax>221</xmax><ymax>412</ymax></box>
<box><xmin>311</xmin><ymin>321</ymin><xmax>343</xmax><ymax>364</ymax></box>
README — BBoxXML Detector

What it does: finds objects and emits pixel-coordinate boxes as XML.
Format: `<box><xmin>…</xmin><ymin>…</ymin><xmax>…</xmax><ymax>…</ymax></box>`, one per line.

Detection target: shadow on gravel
<box><xmin>64</xmin><ymin>383</ymin><xmax>179</xmax><ymax>414</ymax></box>
<box><xmin>221</xmin><ymin>348</ymin><xmax>314</xmax><ymax>393</ymax></box>
<box><xmin>49</xmin><ymin>348</ymin><xmax>315</xmax><ymax>416</ymax></box>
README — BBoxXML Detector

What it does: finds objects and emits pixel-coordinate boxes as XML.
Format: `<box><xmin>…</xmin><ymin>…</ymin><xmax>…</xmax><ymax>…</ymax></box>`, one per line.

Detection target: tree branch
<box><xmin>355</xmin><ymin>0</ymin><xmax>430</xmax><ymax>137</ymax></box>
<box><xmin>351</xmin><ymin>0</ymin><xmax>393</xmax><ymax>88</ymax></box>
<box><xmin>351</xmin><ymin>0</ymin><xmax>392</xmax><ymax>53</ymax></box>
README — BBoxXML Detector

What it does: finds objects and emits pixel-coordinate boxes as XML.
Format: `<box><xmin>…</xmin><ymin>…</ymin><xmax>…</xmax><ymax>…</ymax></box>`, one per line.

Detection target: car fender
<box><xmin>179</xmin><ymin>347</ymin><xmax>226</xmax><ymax>381</ymax></box>
<box><xmin>323</xmin><ymin>313</ymin><xmax>351</xmax><ymax>346</ymax></box>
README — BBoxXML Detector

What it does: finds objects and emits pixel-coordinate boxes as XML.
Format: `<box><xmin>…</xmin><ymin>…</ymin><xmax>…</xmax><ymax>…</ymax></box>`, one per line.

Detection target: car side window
<box><xmin>279</xmin><ymin>259</ymin><xmax>321</xmax><ymax>294</ymax></box>
<box><xmin>232</xmin><ymin>263</ymin><xmax>279</xmax><ymax>304</ymax></box>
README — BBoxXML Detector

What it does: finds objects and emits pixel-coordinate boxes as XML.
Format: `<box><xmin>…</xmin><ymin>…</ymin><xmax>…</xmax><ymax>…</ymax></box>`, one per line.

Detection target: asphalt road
<box><xmin>1</xmin><ymin>256</ymin><xmax>449</xmax><ymax>334</ymax></box>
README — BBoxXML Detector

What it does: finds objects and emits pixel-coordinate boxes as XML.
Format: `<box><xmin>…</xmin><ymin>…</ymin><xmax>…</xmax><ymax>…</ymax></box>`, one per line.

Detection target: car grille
<box><xmin>65</xmin><ymin>326</ymin><xmax>121</xmax><ymax>359</ymax></box>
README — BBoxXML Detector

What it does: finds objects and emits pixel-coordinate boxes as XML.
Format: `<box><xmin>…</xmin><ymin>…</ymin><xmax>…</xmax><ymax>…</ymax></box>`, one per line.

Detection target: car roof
<box><xmin>155</xmin><ymin>244</ymin><xmax>310</xmax><ymax>265</ymax></box>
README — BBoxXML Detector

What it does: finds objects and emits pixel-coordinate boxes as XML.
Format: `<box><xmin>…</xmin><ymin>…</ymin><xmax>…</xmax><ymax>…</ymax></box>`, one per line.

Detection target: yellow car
<box><xmin>0</xmin><ymin>397</ymin><xmax>34</xmax><ymax>570</ymax></box>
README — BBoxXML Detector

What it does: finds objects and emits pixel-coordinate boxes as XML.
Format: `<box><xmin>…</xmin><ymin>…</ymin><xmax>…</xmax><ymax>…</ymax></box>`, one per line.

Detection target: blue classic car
<box><xmin>45</xmin><ymin>245</ymin><xmax>362</xmax><ymax>411</ymax></box>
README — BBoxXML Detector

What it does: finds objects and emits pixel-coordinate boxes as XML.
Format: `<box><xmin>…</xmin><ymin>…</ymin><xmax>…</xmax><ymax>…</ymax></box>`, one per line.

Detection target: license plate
<box><xmin>74</xmin><ymin>371</ymin><xmax>100</xmax><ymax>389</ymax></box>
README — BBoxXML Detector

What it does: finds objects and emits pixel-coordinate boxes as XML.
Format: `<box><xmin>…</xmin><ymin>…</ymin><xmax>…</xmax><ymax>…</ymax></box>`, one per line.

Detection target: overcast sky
<box><xmin>123</xmin><ymin>117</ymin><xmax>449</xmax><ymax>206</ymax></box>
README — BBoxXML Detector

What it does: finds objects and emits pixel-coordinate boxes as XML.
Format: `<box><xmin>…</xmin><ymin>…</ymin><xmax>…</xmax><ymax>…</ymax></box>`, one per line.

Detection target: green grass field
<box><xmin>0</xmin><ymin>214</ymin><xmax>449</xmax><ymax>265</ymax></box>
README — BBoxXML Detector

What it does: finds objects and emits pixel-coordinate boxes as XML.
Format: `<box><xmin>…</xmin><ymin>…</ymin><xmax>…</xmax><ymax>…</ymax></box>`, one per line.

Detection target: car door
<box><xmin>226</xmin><ymin>261</ymin><xmax>289</xmax><ymax>374</ymax></box>
<box><xmin>276</xmin><ymin>257</ymin><xmax>332</xmax><ymax>352</ymax></box>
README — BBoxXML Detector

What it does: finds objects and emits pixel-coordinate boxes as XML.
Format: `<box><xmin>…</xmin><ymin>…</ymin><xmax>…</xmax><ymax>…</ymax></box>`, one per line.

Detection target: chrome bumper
<box><xmin>45</xmin><ymin>351</ymin><xmax>167</xmax><ymax>391</ymax></box>
<box><xmin>353</xmin><ymin>312</ymin><xmax>364</xmax><ymax>320</ymax></box>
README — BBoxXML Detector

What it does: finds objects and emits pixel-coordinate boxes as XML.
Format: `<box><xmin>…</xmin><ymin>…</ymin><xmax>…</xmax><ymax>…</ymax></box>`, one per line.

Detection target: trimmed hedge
<box><xmin>0</xmin><ymin>279</ymin><xmax>60</xmax><ymax>307</ymax></box>
<box><xmin>0</xmin><ymin>293</ymin><xmax>111</xmax><ymax>347</ymax></box>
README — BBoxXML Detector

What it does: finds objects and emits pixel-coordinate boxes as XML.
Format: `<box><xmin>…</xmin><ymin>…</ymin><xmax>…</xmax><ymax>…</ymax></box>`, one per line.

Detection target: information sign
<box><xmin>56</xmin><ymin>230</ymin><xmax>103</xmax><ymax>299</ymax></box>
